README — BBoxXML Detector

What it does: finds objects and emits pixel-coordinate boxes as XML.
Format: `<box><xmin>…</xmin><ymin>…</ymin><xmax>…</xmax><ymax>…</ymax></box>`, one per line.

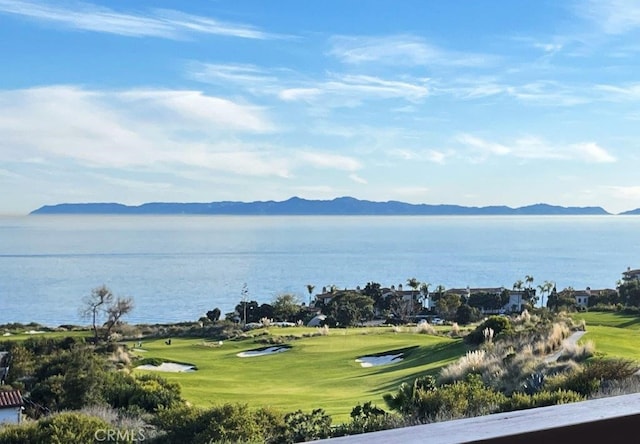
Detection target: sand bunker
<box><xmin>237</xmin><ymin>346</ymin><xmax>290</xmax><ymax>358</ymax></box>
<box><xmin>136</xmin><ymin>362</ymin><xmax>195</xmax><ymax>372</ymax></box>
<box><xmin>24</xmin><ymin>330</ymin><xmax>46</xmax><ymax>334</ymax></box>
<box><xmin>356</xmin><ymin>354</ymin><xmax>404</xmax><ymax>368</ymax></box>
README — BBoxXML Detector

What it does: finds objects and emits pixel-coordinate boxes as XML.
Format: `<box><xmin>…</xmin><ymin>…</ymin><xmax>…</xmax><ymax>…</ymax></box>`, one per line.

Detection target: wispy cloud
<box><xmin>390</xmin><ymin>148</ymin><xmax>450</xmax><ymax>164</ymax></box>
<box><xmin>456</xmin><ymin>134</ymin><xmax>616</xmax><ymax>163</ymax></box>
<box><xmin>577</xmin><ymin>0</ymin><xmax>640</xmax><ymax>34</ymax></box>
<box><xmin>0</xmin><ymin>0</ymin><xmax>277</xmax><ymax>39</ymax></box>
<box><xmin>187</xmin><ymin>63</ymin><xmax>278</xmax><ymax>89</ymax></box>
<box><xmin>0</xmin><ymin>86</ymin><xmax>284</xmax><ymax>177</ymax></box>
<box><xmin>328</xmin><ymin>34</ymin><xmax>496</xmax><ymax>67</ymax></box>
<box><xmin>349</xmin><ymin>173</ymin><xmax>367</xmax><ymax>184</ymax></box>
<box><xmin>595</xmin><ymin>82</ymin><xmax>640</xmax><ymax>101</ymax></box>
<box><xmin>571</xmin><ymin>142</ymin><xmax>617</xmax><ymax>163</ymax></box>
<box><xmin>297</xmin><ymin>152</ymin><xmax>362</xmax><ymax>171</ymax></box>
<box><xmin>279</xmin><ymin>74</ymin><xmax>429</xmax><ymax>105</ymax></box>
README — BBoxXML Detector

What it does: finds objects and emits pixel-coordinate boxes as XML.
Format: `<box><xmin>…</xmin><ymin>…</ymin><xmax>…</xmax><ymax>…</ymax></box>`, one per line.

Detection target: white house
<box><xmin>0</xmin><ymin>389</ymin><xmax>23</xmax><ymax>424</ymax></box>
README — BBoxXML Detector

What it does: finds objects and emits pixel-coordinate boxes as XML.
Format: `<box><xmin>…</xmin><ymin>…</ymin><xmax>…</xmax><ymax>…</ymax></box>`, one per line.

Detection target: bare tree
<box><xmin>103</xmin><ymin>297</ymin><xmax>134</xmax><ymax>340</ymax></box>
<box><xmin>82</xmin><ymin>285</ymin><xmax>134</xmax><ymax>342</ymax></box>
<box><xmin>82</xmin><ymin>285</ymin><xmax>113</xmax><ymax>343</ymax></box>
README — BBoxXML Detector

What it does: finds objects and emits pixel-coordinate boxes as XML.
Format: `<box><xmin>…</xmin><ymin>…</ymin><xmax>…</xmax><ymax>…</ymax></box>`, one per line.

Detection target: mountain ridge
<box><xmin>30</xmin><ymin>197</ymin><xmax>613</xmax><ymax>216</ymax></box>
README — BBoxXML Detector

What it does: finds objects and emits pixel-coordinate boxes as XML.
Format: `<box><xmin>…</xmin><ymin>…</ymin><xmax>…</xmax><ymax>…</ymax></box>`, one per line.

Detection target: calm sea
<box><xmin>1</xmin><ymin>215</ymin><xmax>638</xmax><ymax>326</ymax></box>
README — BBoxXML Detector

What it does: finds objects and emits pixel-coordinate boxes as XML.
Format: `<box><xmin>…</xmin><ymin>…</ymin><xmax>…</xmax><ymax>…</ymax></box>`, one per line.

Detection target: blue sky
<box><xmin>1</xmin><ymin>0</ymin><xmax>639</xmax><ymax>215</ymax></box>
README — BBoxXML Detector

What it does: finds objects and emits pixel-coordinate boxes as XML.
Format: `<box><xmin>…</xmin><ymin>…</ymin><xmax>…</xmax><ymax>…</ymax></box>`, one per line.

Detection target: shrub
<box><xmin>550</xmin><ymin>358</ymin><xmax>639</xmax><ymax>397</ymax></box>
<box><xmin>152</xmin><ymin>403</ymin><xmax>273</xmax><ymax>444</ymax></box>
<box><xmin>502</xmin><ymin>389</ymin><xmax>584</xmax><ymax>412</ymax></box>
<box><xmin>282</xmin><ymin>408</ymin><xmax>332</xmax><ymax>443</ymax></box>
<box><xmin>333</xmin><ymin>402</ymin><xmax>402</xmax><ymax>437</ymax></box>
<box><xmin>385</xmin><ymin>374</ymin><xmax>506</xmax><ymax>422</ymax></box>
<box><xmin>465</xmin><ymin>316</ymin><xmax>513</xmax><ymax>345</ymax></box>
<box><xmin>38</xmin><ymin>412</ymin><xmax>111</xmax><ymax>444</ymax></box>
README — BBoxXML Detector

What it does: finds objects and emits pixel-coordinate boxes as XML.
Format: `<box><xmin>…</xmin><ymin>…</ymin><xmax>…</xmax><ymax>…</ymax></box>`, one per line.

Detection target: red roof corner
<box><xmin>0</xmin><ymin>389</ymin><xmax>23</xmax><ymax>408</ymax></box>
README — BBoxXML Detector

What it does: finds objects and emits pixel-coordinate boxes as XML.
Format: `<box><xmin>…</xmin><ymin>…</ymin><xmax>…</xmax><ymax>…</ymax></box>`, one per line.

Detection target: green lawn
<box><xmin>571</xmin><ymin>311</ymin><xmax>640</xmax><ymax>361</ymax></box>
<box><xmin>0</xmin><ymin>330</ymin><xmax>91</xmax><ymax>342</ymax></box>
<box><xmin>132</xmin><ymin>327</ymin><xmax>466</xmax><ymax>422</ymax></box>
<box><xmin>571</xmin><ymin>311</ymin><xmax>640</xmax><ymax>330</ymax></box>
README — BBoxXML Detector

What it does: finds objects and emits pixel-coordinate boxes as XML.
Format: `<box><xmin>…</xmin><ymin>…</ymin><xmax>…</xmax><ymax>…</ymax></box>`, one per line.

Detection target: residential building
<box><xmin>0</xmin><ymin>389</ymin><xmax>23</xmax><ymax>424</ymax></box>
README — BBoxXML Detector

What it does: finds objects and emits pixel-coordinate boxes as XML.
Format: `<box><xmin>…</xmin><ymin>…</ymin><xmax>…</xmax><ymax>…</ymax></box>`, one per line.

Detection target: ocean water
<box><xmin>1</xmin><ymin>215</ymin><xmax>639</xmax><ymax>326</ymax></box>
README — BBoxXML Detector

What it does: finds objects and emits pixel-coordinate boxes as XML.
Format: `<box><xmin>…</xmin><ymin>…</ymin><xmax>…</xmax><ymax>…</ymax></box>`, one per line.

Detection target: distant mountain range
<box><xmin>30</xmin><ymin>197</ymin><xmax>617</xmax><ymax>215</ymax></box>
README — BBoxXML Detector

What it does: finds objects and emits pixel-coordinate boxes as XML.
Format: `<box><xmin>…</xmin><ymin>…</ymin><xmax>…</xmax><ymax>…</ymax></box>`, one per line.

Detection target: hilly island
<box><xmin>30</xmin><ymin>197</ymin><xmax>612</xmax><ymax>216</ymax></box>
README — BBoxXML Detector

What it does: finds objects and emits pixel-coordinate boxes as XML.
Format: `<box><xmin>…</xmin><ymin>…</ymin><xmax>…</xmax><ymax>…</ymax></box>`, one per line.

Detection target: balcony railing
<box><xmin>317</xmin><ymin>392</ymin><xmax>640</xmax><ymax>443</ymax></box>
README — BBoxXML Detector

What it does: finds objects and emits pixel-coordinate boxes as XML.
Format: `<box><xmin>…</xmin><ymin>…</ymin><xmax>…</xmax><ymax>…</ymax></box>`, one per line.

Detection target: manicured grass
<box><xmin>571</xmin><ymin>311</ymin><xmax>640</xmax><ymax>330</ymax></box>
<box><xmin>132</xmin><ymin>327</ymin><xmax>467</xmax><ymax>422</ymax></box>
<box><xmin>0</xmin><ymin>330</ymin><xmax>91</xmax><ymax>342</ymax></box>
<box><xmin>579</xmin><ymin>325</ymin><xmax>640</xmax><ymax>361</ymax></box>
<box><xmin>571</xmin><ymin>311</ymin><xmax>640</xmax><ymax>361</ymax></box>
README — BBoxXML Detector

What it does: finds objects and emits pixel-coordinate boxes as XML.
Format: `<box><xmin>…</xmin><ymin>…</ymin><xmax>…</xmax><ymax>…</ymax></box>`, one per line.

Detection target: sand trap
<box><xmin>25</xmin><ymin>330</ymin><xmax>46</xmax><ymax>334</ymax></box>
<box><xmin>2</xmin><ymin>332</ymin><xmax>11</xmax><ymax>336</ymax></box>
<box><xmin>356</xmin><ymin>354</ymin><xmax>404</xmax><ymax>368</ymax></box>
<box><xmin>237</xmin><ymin>346</ymin><xmax>290</xmax><ymax>358</ymax></box>
<box><xmin>136</xmin><ymin>362</ymin><xmax>195</xmax><ymax>372</ymax></box>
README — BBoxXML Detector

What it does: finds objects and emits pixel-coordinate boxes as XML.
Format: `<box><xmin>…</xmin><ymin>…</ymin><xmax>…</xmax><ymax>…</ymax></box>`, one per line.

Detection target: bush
<box><xmin>465</xmin><ymin>316</ymin><xmax>513</xmax><ymax>345</ymax></box>
<box><xmin>502</xmin><ymin>389</ymin><xmax>585</xmax><ymax>412</ymax></box>
<box><xmin>43</xmin><ymin>412</ymin><xmax>112</xmax><ymax>444</ymax></box>
<box><xmin>385</xmin><ymin>374</ymin><xmax>506</xmax><ymax>421</ymax></box>
<box><xmin>333</xmin><ymin>402</ymin><xmax>402</xmax><ymax>437</ymax></box>
<box><xmin>550</xmin><ymin>358</ymin><xmax>639</xmax><ymax>397</ymax></box>
<box><xmin>152</xmin><ymin>403</ymin><xmax>273</xmax><ymax>444</ymax></box>
<box><xmin>282</xmin><ymin>408</ymin><xmax>332</xmax><ymax>443</ymax></box>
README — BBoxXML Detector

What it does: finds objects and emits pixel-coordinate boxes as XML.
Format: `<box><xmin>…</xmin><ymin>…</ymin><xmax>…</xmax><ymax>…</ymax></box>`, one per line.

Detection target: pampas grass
<box><xmin>560</xmin><ymin>340</ymin><xmax>595</xmax><ymax>362</ymax></box>
<box><xmin>415</xmin><ymin>321</ymin><xmax>437</xmax><ymax>335</ymax></box>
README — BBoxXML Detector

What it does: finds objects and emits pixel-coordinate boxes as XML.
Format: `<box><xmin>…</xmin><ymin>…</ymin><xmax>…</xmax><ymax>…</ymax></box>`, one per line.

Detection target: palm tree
<box><xmin>541</xmin><ymin>280</ymin><xmax>554</xmax><ymax>308</ymax></box>
<box><xmin>407</xmin><ymin>278</ymin><xmax>420</xmax><ymax>315</ymax></box>
<box><xmin>419</xmin><ymin>282</ymin><xmax>431</xmax><ymax>308</ymax></box>
<box><xmin>525</xmin><ymin>275</ymin><xmax>534</xmax><ymax>289</ymax></box>
<box><xmin>306</xmin><ymin>284</ymin><xmax>315</xmax><ymax>306</ymax></box>
<box><xmin>513</xmin><ymin>280</ymin><xmax>524</xmax><ymax>291</ymax></box>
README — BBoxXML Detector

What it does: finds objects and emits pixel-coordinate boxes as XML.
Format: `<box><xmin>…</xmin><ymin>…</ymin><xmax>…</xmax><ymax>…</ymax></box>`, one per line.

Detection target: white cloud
<box><xmin>328</xmin><ymin>35</ymin><xmax>495</xmax><ymax>67</ymax></box>
<box><xmin>0</xmin><ymin>0</ymin><xmax>276</xmax><ymax>39</ymax></box>
<box><xmin>349</xmin><ymin>173</ymin><xmax>367</xmax><ymax>184</ymax></box>
<box><xmin>279</xmin><ymin>74</ymin><xmax>429</xmax><ymax>105</ymax></box>
<box><xmin>456</xmin><ymin>134</ymin><xmax>511</xmax><ymax>156</ymax></box>
<box><xmin>117</xmin><ymin>89</ymin><xmax>273</xmax><ymax>133</ymax></box>
<box><xmin>187</xmin><ymin>63</ymin><xmax>278</xmax><ymax>91</ymax></box>
<box><xmin>0</xmin><ymin>86</ymin><xmax>283</xmax><ymax>176</ymax></box>
<box><xmin>578</xmin><ymin>0</ymin><xmax>640</xmax><ymax>34</ymax></box>
<box><xmin>571</xmin><ymin>142</ymin><xmax>617</xmax><ymax>163</ymax></box>
<box><xmin>390</xmin><ymin>149</ymin><xmax>449</xmax><ymax>164</ymax></box>
<box><xmin>595</xmin><ymin>83</ymin><xmax>640</xmax><ymax>101</ymax></box>
<box><xmin>279</xmin><ymin>87</ymin><xmax>323</xmax><ymax>102</ymax></box>
<box><xmin>297</xmin><ymin>152</ymin><xmax>362</xmax><ymax>171</ymax></box>
<box><xmin>456</xmin><ymin>134</ymin><xmax>616</xmax><ymax>163</ymax></box>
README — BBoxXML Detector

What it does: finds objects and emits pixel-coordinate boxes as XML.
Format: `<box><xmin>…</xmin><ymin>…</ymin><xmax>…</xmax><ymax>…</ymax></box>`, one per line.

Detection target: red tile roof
<box><xmin>0</xmin><ymin>389</ymin><xmax>23</xmax><ymax>408</ymax></box>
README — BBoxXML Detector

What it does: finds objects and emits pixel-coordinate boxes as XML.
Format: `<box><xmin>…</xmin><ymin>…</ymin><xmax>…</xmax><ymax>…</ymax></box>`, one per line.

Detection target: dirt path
<box><xmin>544</xmin><ymin>330</ymin><xmax>586</xmax><ymax>363</ymax></box>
